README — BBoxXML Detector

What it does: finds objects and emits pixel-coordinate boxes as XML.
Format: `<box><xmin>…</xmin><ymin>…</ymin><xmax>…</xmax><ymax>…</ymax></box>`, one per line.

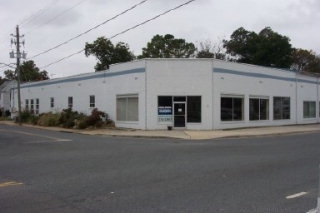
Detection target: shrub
<box><xmin>86</xmin><ymin>108</ymin><xmax>105</xmax><ymax>127</ymax></box>
<box><xmin>5</xmin><ymin>110</ymin><xmax>11</xmax><ymax>117</ymax></box>
<box><xmin>59</xmin><ymin>108</ymin><xmax>85</xmax><ymax>128</ymax></box>
<box><xmin>19</xmin><ymin>110</ymin><xmax>39</xmax><ymax>124</ymax></box>
<box><xmin>37</xmin><ymin>112</ymin><xmax>60</xmax><ymax>127</ymax></box>
<box><xmin>59</xmin><ymin>108</ymin><xmax>82</xmax><ymax>128</ymax></box>
<box><xmin>76</xmin><ymin>117</ymin><xmax>88</xmax><ymax>129</ymax></box>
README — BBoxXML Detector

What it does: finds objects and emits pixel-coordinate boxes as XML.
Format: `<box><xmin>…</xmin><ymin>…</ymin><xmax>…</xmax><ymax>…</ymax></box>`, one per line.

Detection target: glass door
<box><xmin>174</xmin><ymin>102</ymin><xmax>186</xmax><ymax>127</ymax></box>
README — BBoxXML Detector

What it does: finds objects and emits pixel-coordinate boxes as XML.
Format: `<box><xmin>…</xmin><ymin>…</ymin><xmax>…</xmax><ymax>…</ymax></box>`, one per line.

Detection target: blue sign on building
<box><xmin>158</xmin><ymin>106</ymin><xmax>172</xmax><ymax>115</ymax></box>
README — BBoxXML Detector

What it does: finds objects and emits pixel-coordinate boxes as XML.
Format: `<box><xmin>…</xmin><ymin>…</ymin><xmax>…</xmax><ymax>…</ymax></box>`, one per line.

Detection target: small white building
<box><xmin>1</xmin><ymin>81</ymin><xmax>16</xmax><ymax>116</ymax></box>
<box><xmin>10</xmin><ymin>59</ymin><xmax>320</xmax><ymax>130</ymax></box>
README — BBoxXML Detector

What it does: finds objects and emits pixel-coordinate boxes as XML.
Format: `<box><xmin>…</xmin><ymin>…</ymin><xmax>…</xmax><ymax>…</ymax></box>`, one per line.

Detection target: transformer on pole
<box><xmin>10</xmin><ymin>25</ymin><xmax>26</xmax><ymax>125</ymax></box>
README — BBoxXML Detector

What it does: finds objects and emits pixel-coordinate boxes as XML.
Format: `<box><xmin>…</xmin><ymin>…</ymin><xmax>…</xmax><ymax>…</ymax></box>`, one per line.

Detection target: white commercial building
<box><xmin>1</xmin><ymin>81</ymin><xmax>16</xmax><ymax>116</ymax></box>
<box><xmin>10</xmin><ymin>59</ymin><xmax>320</xmax><ymax>130</ymax></box>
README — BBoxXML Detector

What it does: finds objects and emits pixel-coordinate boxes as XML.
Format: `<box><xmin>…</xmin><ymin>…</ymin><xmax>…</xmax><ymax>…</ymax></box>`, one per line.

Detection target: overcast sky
<box><xmin>0</xmin><ymin>0</ymin><xmax>319</xmax><ymax>78</ymax></box>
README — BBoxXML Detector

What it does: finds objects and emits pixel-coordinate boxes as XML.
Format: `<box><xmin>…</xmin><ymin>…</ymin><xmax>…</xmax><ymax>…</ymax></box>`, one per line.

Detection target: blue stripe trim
<box><xmin>214</xmin><ymin>68</ymin><xmax>318</xmax><ymax>84</ymax></box>
<box><xmin>20</xmin><ymin>68</ymin><xmax>145</xmax><ymax>89</ymax></box>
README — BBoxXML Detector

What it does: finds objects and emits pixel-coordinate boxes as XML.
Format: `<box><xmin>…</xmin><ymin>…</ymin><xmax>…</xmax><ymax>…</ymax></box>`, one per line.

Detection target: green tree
<box><xmin>223</xmin><ymin>27</ymin><xmax>293</xmax><ymax>68</ymax></box>
<box><xmin>4</xmin><ymin>60</ymin><xmax>49</xmax><ymax>82</ymax></box>
<box><xmin>291</xmin><ymin>48</ymin><xmax>320</xmax><ymax>73</ymax></box>
<box><xmin>84</xmin><ymin>37</ymin><xmax>134</xmax><ymax>71</ymax></box>
<box><xmin>139</xmin><ymin>34</ymin><xmax>196</xmax><ymax>58</ymax></box>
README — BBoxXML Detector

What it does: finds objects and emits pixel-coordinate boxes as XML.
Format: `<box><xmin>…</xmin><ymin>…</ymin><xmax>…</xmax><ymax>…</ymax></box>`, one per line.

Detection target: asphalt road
<box><xmin>0</xmin><ymin>124</ymin><xmax>319</xmax><ymax>213</ymax></box>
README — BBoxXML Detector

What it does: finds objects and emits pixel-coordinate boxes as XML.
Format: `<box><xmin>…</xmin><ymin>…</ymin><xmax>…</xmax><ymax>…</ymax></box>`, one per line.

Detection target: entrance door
<box><xmin>174</xmin><ymin>103</ymin><xmax>186</xmax><ymax>127</ymax></box>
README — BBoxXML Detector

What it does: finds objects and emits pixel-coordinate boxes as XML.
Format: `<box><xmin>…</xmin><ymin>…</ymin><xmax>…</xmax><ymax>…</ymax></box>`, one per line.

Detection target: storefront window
<box><xmin>221</xmin><ymin>97</ymin><xmax>244</xmax><ymax>121</ymax></box>
<box><xmin>303</xmin><ymin>101</ymin><xmax>316</xmax><ymax>118</ymax></box>
<box><xmin>249</xmin><ymin>98</ymin><xmax>269</xmax><ymax>121</ymax></box>
<box><xmin>158</xmin><ymin>96</ymin><xmax>173</xmax><ymax>123</ymax></box>
<box><xmin>187</xmin><ymin>96</ymin><xmax>201</xmax><ymax>123</ymax></box>
<box><xmin>273</xmin><ymin>97</ymin><xmax>290</xmax><ymax>120</ymax></box>
<box><xmin>116</xmin><ymin>95</ymin><xmax>139</xmax><ymax>121</ymax></box>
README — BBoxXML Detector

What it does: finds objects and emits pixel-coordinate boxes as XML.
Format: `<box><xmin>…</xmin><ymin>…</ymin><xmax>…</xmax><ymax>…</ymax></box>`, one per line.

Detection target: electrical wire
<box><xmin>24</xmin><ymin>0</ymin><xmax>88</xmax><ymax>35</ymax></box>
<box><xmin>28</xmin><ymin>0</ymin><xmax>148</xmax><ymax>60</ymax></box>
<box><xmin>19</xmin><ymin>0</ymin><xmax>58</xmax><ymax>26</ymax></box>
<box><xmin>40</xmin><ymin>0</ymin><xmax>195</xmax><ymax>69</ymax></box>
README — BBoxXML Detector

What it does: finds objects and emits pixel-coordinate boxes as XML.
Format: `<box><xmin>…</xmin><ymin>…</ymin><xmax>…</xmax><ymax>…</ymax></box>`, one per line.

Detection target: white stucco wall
<box><xmin>15</xmin><ymin>60</ymin><xmax>146</xmax><ymax>129</ymax></box>
<box><xmin>296</xmin><ymin>74</ymin><xmax>319</xmax><ymax>124</ymax></box>
<box><xmin>145</xmin><ymin>59</ymin><xmax>213</xmax><ymax>130</ymax></box>
<box><xmin>213</xmin><ymin>60</ymin><xmax>299</xmax><ymax>129</ymax></box>
<box><xmin>11</xmin><ymin>59</ymin><xmax>320</xmax><ymax>130</ymax></box>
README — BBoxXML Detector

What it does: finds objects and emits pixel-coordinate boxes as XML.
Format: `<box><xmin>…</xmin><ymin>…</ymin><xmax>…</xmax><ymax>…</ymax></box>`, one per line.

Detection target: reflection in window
<box><xmin>187</xmin><ymin>96</ymin><xmax>201</xmax><ymax>123</ymax></box>
<box><xmin>221</xmin><ymin>97</ymin><xmax>244</xmax><ymax>121</ymax></box>
<box><xmin>273</xmin><ymin>97</ymin><xmax>290</xmax><ymax>120</ymax></box>
<box><xmin>249</xmin><ymin>98</ymin><xmax>269</xmax><ymax>121</ymax></box>
<box><xmin>68</xmin><ymin>96</ymin><xmax>73</xmax><ymax>109</ymax></box>
<box><xmin>303</xmin><ymin>101</ymin><xmax>316</xmax><ymax>118</ymax></box>
<box><xmin>90</xmin><ymin>95</ymin><xmax>95</xmax><ymax>108</ymax></box>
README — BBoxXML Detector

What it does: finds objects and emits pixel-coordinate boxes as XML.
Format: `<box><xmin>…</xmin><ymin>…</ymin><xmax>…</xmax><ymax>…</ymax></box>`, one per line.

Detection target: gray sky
<box><xmin>0</xmin><ymin>0</ymin><xmax>319</xmax><ymax>78</ymax></box>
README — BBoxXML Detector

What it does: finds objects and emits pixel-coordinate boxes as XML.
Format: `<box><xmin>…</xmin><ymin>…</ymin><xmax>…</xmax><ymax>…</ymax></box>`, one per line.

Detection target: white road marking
<box><xmin>306</xmin><ymin>209</ymin><xmax>317</xmax><ymax>213</ymax></box>
<box><xmin>286</xmin><ymin>192</ymin><xmax>308</xmax><ymax>199</ymax></box>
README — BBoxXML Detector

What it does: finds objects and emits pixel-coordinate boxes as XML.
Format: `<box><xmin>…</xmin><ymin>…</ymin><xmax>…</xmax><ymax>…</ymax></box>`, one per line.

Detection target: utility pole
<box><xmin>10</xmin><ymin>25</ymin><xmax>26</xmax><ymax>125</ymax></box>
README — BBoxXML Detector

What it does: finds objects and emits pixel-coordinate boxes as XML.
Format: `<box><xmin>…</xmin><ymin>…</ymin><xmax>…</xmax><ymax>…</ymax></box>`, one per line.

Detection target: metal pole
<box><xmin>16</xmin><ymin>25</ymin><xmax>22</xmax><ymax>125</ymax></box>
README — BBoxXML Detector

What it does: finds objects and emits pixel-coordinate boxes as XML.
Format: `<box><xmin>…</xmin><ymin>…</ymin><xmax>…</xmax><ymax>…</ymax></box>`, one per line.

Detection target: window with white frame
<box><xmin>303</xmin><ymin>101</ymin><xmax>316</xmax><ymax>118</ymax></box>
<box><xmin>25</xmin><ymin>99</ymin><xmax>29</xmax><ymax>111</ymax></box>
<box><xmin>221</xmin><ymin>96</ymin><xmax>244</xmax><ymax>121</ymax></box>
<box><xmin>249</xmin><ymin>97</ymin><xmax>269</xmax><ymax>121</ymax></box>
<box><xmin>116</xmin><ymin>95</ymin><xmax>138</xmax><ymax>121</ymax></box>
<box><xmin>30</xmin><ymin>99</ymin><xmax>34</xmax><ymax>114</ymax></box>
<box><xmin>50</xmin><ymin>97</ymin><xmax>54</xmax><ymax>108</ymax></box>
<box><xmin>90</xmin><ymin>95</ymin><xmax>95</xmax><ymax>108</ymax></box>
<box><xmin>273</xmin><ymin>97</ymin><xmax>290</xmax><ymax>120</ymax></box>
<box><xmin>35</xmin><ymin>99</ymin><xmax>39</xmax><ymax>114</ymax></box>
<box><xmin>68</xmin><ymin>96</ymin><xmax>73</xmax><ymax>109</ymax></box>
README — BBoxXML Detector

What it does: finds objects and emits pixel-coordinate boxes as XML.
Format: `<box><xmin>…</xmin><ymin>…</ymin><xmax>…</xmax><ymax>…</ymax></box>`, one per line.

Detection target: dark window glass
<box><xmin>35</xmin><ymin>99</ymin><xmax>39</xmax><ymax>114</ymax></box>
<box><xmin>249</xmin><ymin>99</ymin><xmax>259</xmax><ymax>120</ymax></box>
<box><xmin>303</xmin><ymin>101</ymin><xmax>316</xmax><ymax>118</ymax></box>
<box><xmin>50</xmin><ymin>97</ymin><xmax>54</xmax><ymax>108</ymax></box>
<box><xmin>233</xmin><ymin>98</ymin><xmax>243</xmax><ymax>121</ymax></box>
<box><xmin>250</xmin><ymin>98</ymin><xmax>269</xmax><ymax>121</ymax></box>
<box><xmin>68</xmin><ymin>97</ymin><xmax>73</xmax><ymax>109</ymax></box>
<box><xmin>187</xmin><ymin>96</ymin><xmax>201</xmax><ymax>123</ymax></box>
<box><xmin>273</xmin><ymin>97</ymin><xmax>290</xmax><ymax>120</ymax></box>
<box><xmin>221</xmin><ymin>97</ymin><xmax>243</xmax><ymax>121</ymax></box>
<box><xmin>90</xmin><ymin>95</ymin><xmax>95</xmax><ymax>108</ymax></box>
<box><xmin>158</xmin><ymin>96</ymin><xmax>172</xmax><ymax>108</ymax></box>
<box><xmin>25</xmin><ymin>99</ymin><xmax>29</xmax><ymax>111</ymax></box>
<box><xmin>260</xmin><ymin>99</ymin><xmax>269</xmax><ymax>120</ymax></box>
<box><xmin>30</xmin><ymin>99</ymin><xmax>34</xmax><ymax>114</ymax></box>
<box><xmin>158</xmin><ymin>96</ymin><xmax>172</xmax><ymax>115</ymax></box>
<box><xmin>173</xmin><ymin>96</ymin><xmax>186</xmax><ymax>102</ymax></box>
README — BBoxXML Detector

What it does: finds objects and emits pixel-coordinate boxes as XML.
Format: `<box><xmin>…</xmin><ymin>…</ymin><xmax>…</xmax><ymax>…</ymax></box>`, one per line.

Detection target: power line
<box><xmin>0</xmin><ymin>1</ymin><xmax>56</xmax><ymax>51</ymax></box>
<box><xmin>29</xmin><ymin>0</ymin><xmax>148</xmax><ymax>60</ymax></box>
<box><xmin>24</xmin><ymin>0</ymin><xmax>88</xmax><ymax>35</ymax></box>
<box><xmin>40</xmin><ymin>0</ymin><xmax>195</xmax><ymax>69</ymax></box>
<box><xmin>19</xmin><ymin>0</ymin><xmax>57</xmax><ymax>26</ymax></box>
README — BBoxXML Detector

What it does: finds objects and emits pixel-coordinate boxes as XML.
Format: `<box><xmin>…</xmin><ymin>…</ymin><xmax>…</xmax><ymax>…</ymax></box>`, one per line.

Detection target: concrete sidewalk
<box><xmin>80</xmin><ymin>124</ymin><xmax>320</xmax><ymax>140</ymax></box>
<box><xmin>2</xmin><ymin>121</ymin><xmax>318</xmax><ymax>140</ymax></box>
